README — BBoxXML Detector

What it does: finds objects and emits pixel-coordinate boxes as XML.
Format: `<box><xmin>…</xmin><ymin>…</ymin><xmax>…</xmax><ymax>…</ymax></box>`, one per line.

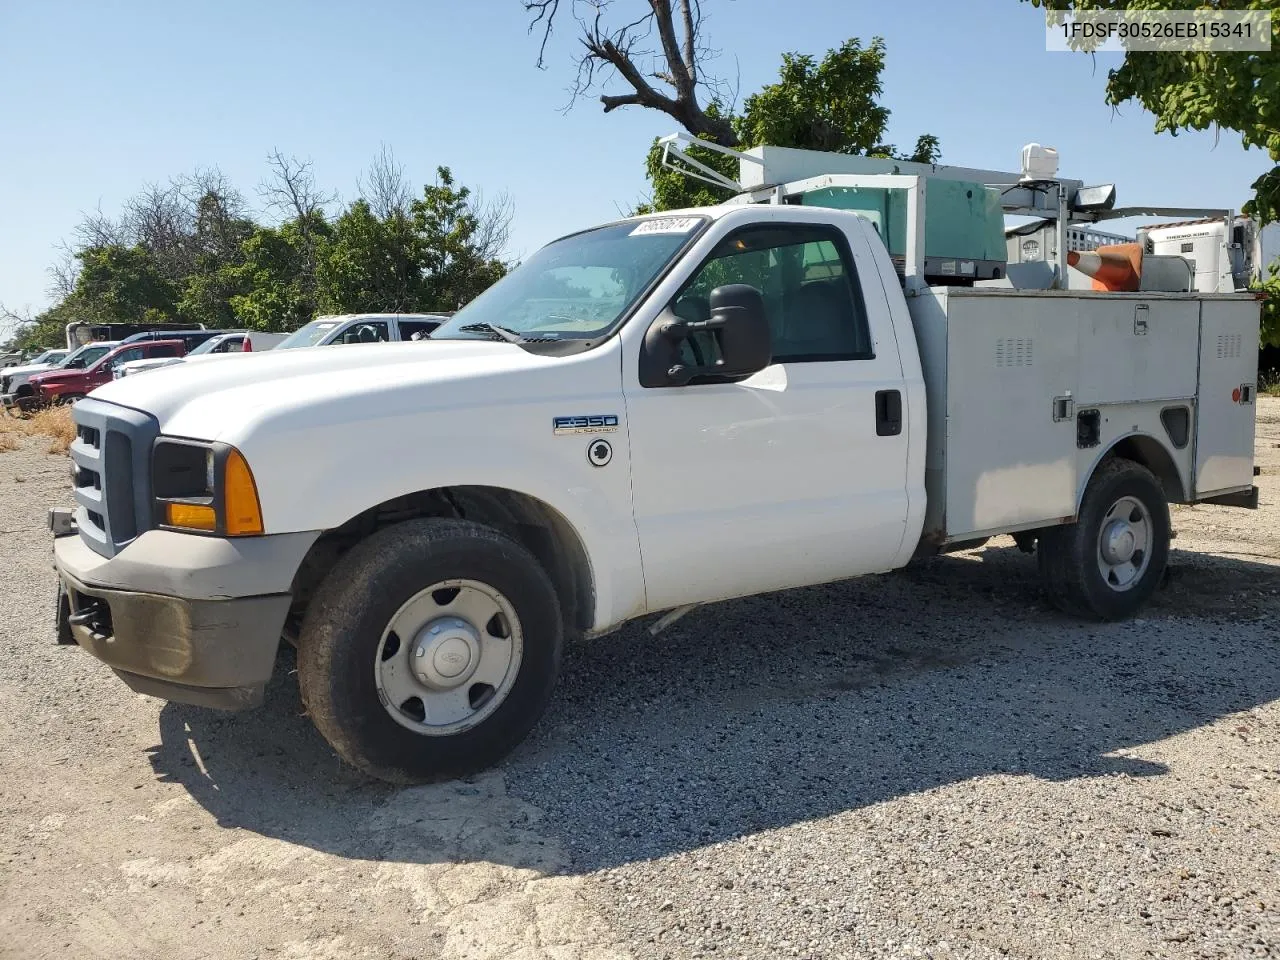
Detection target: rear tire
<box><xmin>1038</xmin><ymin>457</ymin><xmax>1170</xmax><ymax>620</ymax></box>
<box><xmin>297</xmin><ymin>518</ymin><xmax>563</xmax><ymax>783</ymax></box>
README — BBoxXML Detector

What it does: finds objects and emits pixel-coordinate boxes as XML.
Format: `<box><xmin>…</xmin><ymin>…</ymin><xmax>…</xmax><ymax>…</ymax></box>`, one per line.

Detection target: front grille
<box><xmin>70</xmin><ymin>399</ymin><xmax>160</xmax><ymax>558</ymax></box>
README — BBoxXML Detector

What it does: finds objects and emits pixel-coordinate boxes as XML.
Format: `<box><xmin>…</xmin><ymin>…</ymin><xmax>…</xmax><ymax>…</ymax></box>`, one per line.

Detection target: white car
<box><xmin>0</xmin><ymin>348</ymin><xmax>70</xmax><ymax>387</ymax></box>
<box><xmin>2</xmin><ymin>343</ymin><xmax>115</xmax><ymax>411</ymax></box>
<box><xmin>273</xmin><ymin>313</ymin><xmax>447</xmax><ymax>349</ymax></box>
<box><xmin>115</xmin><ymin>332</ymin><xmax>254</xmax><ymax>379</ymax></box>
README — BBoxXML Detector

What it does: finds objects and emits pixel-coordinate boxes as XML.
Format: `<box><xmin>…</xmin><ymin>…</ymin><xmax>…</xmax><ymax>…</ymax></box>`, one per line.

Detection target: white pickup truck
<box><xmin>50</xmin><ymin>143</ymin><xmax>1261</xmax><ymax>783</ymax></box>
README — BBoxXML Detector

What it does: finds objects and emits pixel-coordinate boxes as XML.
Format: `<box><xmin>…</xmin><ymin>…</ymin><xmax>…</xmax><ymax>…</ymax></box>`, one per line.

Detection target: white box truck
<box><xmin>49</xmin><ymin>139</ymin><xmax>1261</xmax><ymax>782</ymax></box>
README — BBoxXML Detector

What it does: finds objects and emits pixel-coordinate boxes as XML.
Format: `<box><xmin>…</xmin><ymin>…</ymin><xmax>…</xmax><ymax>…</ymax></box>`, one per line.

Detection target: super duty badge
<box><xmin>554</xmin><ymin>415</ymin><xmax>619</xmax><ymax>436</ymax></box>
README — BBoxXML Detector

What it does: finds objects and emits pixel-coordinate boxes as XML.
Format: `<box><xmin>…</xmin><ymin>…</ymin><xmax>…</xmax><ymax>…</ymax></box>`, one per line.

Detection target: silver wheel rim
<box><xmin>1096</xmin><ymin>495</ymin><xmax>1152</xmax><ymax>592</ymax></box>
<box><xmin>374</xmin><ymin>579</ymin><xmax>523</xmax><ymax>736</ymax></box>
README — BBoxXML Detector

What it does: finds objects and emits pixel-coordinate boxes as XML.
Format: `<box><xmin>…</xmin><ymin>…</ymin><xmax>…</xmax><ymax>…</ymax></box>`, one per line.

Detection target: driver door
<box><xmin>623</xmin><ymin>221</ymin><xmax>911</xmax><ymax>611</ymax></box>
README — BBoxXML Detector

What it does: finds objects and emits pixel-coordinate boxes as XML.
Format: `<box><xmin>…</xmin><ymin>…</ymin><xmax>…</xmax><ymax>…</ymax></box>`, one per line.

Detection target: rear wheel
<box><xmin>297</xmin><ymin>518</ymin><xmax>563</xmax><ymax>783</ymax></box>
<box><xmin>1038</xmin><ymin>458</ymin><xmax>1170</xmax><ymax>620</ymax></box>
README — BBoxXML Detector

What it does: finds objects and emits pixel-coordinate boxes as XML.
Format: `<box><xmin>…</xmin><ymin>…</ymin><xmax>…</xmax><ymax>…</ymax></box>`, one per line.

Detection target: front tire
<box><xmin>297</xmin><ymin>518</ymin><xmax>563</xmax><ymax>783</ymax></box>
<box><xmin>1038</xmin><ymin>457</ymin><xmax>1170</xmax><ymax>620</ymax></box>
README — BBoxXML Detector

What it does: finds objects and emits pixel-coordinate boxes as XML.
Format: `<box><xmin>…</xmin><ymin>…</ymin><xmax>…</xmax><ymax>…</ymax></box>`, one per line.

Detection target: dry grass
<box><xmin>0</xmin><ymin>404</ymin><xmax>76</xmax><ymax>455</ymax></box>
<box><xmin>29</xmin><ymin>406</ymin><xmax>76</xmax><ymax>454</ymax></box>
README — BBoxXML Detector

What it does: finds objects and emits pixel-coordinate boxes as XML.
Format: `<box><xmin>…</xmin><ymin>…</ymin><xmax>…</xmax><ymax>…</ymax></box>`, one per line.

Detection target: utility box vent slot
<box><xmin>995</xmin><ymin>337</ymin><xmax>1034</xmax><ymax>367</ymax></box>
<box><xmin>1216</xmin><ymin>334</ymin><xmax>1243</xmax><ymax>359</ymax></box>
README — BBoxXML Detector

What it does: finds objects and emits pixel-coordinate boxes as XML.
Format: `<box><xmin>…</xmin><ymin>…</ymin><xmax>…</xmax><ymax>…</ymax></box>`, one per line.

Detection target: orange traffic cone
<box><xmin>1068</xmin><ymin>243</ymin><xmax>1143</xmax><ymax>292</ymax></box>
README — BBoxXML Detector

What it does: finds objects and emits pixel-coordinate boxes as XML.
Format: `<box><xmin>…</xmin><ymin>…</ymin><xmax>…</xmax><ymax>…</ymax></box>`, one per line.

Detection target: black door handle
<box><xmin>875</xmin><ymin>389</ymin><xmax>902</xmax><ymax>437</ymax></box>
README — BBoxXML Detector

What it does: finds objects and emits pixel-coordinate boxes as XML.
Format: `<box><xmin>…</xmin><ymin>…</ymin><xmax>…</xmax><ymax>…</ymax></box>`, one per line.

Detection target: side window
<box><xmin>673</xmin><ymin>225</ymin><xmax>873</xmax><ymax>364</ymax></box>
<box><xmin>214</xmin><ymin>338</ymin><xmax>241</xmax><ymax>353</ymax></box>
<box><xmin>339</xmin><ymin>321</ymin><xmax>389</xmax><ymax>344</ymax></box>
<box><xmin>398</xmin><ymin>320</ymin><xmax>438</xmax><ymax>340</ymax></box>
<box><xmin>112</xmin><ymin>348</ymin><xmax>144</xmax><ymax>366</ymax></box>
<box><xmin>151</xmin><ymin>344</ymin><xmax>181</xmax><ymax>358</ymax></box>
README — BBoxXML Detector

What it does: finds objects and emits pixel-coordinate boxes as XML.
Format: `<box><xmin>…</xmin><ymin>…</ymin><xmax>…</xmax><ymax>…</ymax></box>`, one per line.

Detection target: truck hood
<box><xmin>30</xmin><ymin>368</ymin><xmax>89</xmax><ymax>386</ymax></box>
<box><xmin>90</xmin><ymin>340</ymin><xmax>552</xmax><ymax>440</ymax></box>
<box><xmin>3</xmin><ymin>361</ymin><xmax>55</xmax><ymax>378</ymax></box>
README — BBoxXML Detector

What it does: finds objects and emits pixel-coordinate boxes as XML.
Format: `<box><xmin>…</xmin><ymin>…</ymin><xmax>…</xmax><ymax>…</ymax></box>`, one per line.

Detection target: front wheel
<box><xmin>1038</xmin><ymin>457</ymin><xmax>1170</xmax><ymax>620</ymax></box>
<box><xmin>297</xmin><ymin>518</ymin><xmax>563</xmax><ymax>783</ymax></box>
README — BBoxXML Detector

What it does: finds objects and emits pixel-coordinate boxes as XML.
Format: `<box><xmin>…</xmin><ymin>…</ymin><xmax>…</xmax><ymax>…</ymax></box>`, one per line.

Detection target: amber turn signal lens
<box><xmin>167</xmin><ymin>502</ymin><xmax>216</xmax><ymax>531</ymax></box>
<box><xmin>223</xmin><ymin>448</ymin><xmax>264</xmax><ymax>536</ymax></box>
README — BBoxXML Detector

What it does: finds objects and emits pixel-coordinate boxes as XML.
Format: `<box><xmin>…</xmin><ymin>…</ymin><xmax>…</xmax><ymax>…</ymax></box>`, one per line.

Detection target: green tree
<box><xmin>227</xmin><ymin>212</ymin><xmax>333</xmax><ymax>331</ymax></box>
<box><xmin>1030</xmin><ymin>0</ymin><xmax>1278</xmax><ymax>215</ymax></box>
<box><xmin>736</xmin><ymin>38</ymin><xmax>939</xmax><ymax>161</ymax></box>
<box><xmin>411</xmin><ymin>167</ymin><xmax>508</xmax><ymax>309</ymax></box>
<box><xmin>74</xmin><ymin>245</ymin><xmax>178</xmax><ymax>323</ymax></box>
<box><xmin>177</xmin><ymin>189</ymin><xmax>258</xmax><ymax>328</ymax></box>
<box><xmin>317</xmin><ymin>200</ymin><xmax>423</xmax><ymax>314</ymax></box>
<box><xmin>20</xmin><ymin>150</ymin><xmax>513</xmax><ymax>344</ymax></box>
<box><xmin>523</xmin><ymin>4</ymin><xmax>938</xmax><ymax>212</ymax></box>
<box><xmin>641</xmin><ymin>39</ymin><xmax>942</xmax><ymax>212</ymax></box>
<box><xmin>7</xmin><ymin>300</ymin><xmax>78</xmax><ymax>351</ymax></box>
<box><xmin>1028</xmin><ymin>0</ymin><xmax>1280</xmax><ymax>344</ymax></box>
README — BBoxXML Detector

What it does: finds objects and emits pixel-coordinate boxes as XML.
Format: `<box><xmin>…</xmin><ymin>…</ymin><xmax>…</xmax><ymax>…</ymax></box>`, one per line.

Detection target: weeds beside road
<box><xmin>0</xmin><ymin>405</ymin><xmax>1277</xmax><ymax>959</ymax></box>
<box><xmin>0</xmin><ymin>403</ymin><xmax>75</xmax><ymax>454</ymax></box>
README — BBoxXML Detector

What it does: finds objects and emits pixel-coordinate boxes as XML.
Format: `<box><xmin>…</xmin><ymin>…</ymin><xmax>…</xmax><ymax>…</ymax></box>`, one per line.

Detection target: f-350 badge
<box><xmin>553</xmin><ymin>415</ymin><xmax>619</xmax><ymax>436</ymax></box>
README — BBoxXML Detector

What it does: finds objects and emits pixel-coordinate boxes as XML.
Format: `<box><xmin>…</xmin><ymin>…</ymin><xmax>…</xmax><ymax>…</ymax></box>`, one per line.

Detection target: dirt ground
<box><xmin>1</xmin><ymin>403</ymin><xmax>1278</xmax><ymax>960</ymax></box>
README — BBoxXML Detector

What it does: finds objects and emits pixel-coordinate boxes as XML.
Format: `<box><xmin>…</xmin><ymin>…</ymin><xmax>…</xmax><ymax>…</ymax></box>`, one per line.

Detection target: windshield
<box><xmin>61</xmin><ymin>344</ymin><xmax>114</xmax><ymax>369</ymax></box>
<box><xmin>276</xmin><ymin>320</ymin><xmax>340</xmax><ymax>350</ymax></box>
<box><xmin>430</xmin><ymin>217</ymin><xmax>707</xmax><ymax>341</ymax></box>
<box><xmin>189</xmin><ymin>335</ymin><xmax>235</xmax><ymax>356</ymax></box>
<box><xmin>30</xmin><ymin>350</ymin><xmax>58</xmax><ymax>365</ymax></box>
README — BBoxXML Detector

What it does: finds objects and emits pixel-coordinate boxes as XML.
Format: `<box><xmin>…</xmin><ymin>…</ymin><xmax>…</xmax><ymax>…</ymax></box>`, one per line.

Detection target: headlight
<box><xmin>152</xmin><ymin>439</ymin><xmax>264</xmax><ymax>536</ymax></box>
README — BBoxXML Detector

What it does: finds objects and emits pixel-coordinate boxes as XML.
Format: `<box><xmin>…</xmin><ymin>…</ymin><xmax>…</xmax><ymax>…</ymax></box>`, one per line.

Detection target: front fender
<box><xmin>239</xmin><ymin>414</ymin><xmax>643</xmax><ymax>632</ymax></box>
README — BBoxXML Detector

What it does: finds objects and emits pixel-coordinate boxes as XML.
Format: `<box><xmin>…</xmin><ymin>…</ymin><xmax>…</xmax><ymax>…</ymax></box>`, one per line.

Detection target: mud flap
<box><xmin>55</xmin><ymin>583</ymin><xmax>74</xmax><ymax>645</ymax></box>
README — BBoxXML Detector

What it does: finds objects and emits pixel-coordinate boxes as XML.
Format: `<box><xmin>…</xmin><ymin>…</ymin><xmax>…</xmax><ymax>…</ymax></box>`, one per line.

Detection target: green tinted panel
<box><xmin>799</xmin><ymin>180</ymin><xmax>1006</xmax><ymax>264</ymax></box>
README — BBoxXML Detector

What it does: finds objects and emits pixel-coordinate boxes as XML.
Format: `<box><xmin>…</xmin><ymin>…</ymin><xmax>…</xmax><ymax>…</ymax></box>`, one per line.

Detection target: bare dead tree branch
<box><xmin>526</xmin><ymin>0</ymin><xmax>563</xmax><ymax>68</ymax></box>
<box><xmin>47</xmin><ymin>242</ymin><xmax>80</xmax><ymax>301</ymax></box>
<box><xmin>358</xmin><ymin>144</ymin><xmax>413</xmax><ymax>220</ymax></box>
<box><xmin>120</xmin><ymin>181</ymin><xmax>195</xmax><ymax>280</ymax></box>
<box><xmin>259</xmin><ymin>150</ymin><xmax>335</xmax><ymax>227</ymax></box>
<box><xmin>524</xmin><ymin>0</ymin><xmax>737</xmax><ymax>145</ymax></box>
<box><xmin>74</xmin><ymin>203</ymin><xmax>125</xmax><ymax>250</ymax></box>
<box><xmin>0</xmin><ymin>302</ymin><xmax>35</xmax><ymax>343</ymax></box>
<box><xmin>469</xmin><ymin>189</ymin><xmax>515</xmax><ymax>263</ymax></box>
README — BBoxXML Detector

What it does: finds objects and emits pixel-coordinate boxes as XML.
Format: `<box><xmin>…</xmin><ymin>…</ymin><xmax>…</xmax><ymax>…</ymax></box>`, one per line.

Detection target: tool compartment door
<box><xmin>1076</xmin><ymin>298</ymin><xmax>1199</xmax><ymax>402</ymax></box>
<box><xmin>944</xmin><ymin>293</ymin><xmax>1080</xmax><ymax>538</ymax></box>
<box><xmin>1195</xmin><ymin>299</ymin><xmax>1259</xmax><ymax>496</ymax></box>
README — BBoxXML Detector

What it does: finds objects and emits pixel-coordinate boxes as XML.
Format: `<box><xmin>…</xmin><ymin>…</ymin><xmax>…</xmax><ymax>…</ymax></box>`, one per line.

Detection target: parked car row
<box><xmin>2</xmin><ymin>314</ymin><xmax>449</xmax><ymax>413</ymax></box>
<box><xmin>114</xmin><ymin>331</ymin><xmax>289</xmax><ymax>378</ymax></box>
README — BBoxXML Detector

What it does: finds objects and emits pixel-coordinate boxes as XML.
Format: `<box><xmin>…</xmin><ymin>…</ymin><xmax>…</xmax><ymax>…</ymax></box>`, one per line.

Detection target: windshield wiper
<box><xmin>457</xmin><ymin>322</ymin><xmax>527</xmax><ymax>344</ymax></box>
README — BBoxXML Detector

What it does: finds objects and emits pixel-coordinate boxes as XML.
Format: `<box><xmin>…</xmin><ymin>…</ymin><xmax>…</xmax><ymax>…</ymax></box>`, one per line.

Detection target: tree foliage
<box><xmin>1029</xmin><ymin>0</ymin><xmax>1279</xmax><ymax>217</ymax></box>
<box><xmin>9</xmin><ymin>152</ymin><xmax>511</xmax><ymax>349</ymax></box>
<box><xmin>639</xmin><ymin>39</ymin><xmax>943</xmax><ymax>212</ymax></box>
<box><xmin>1028</xmin><ymin>0</ymin><xmax>1280</xmax><ymax>344</ymax></box>
<box><xmin>524</xmin><ymin>2</ymin><xmax>938</xmax><ymax>213</ymax></box>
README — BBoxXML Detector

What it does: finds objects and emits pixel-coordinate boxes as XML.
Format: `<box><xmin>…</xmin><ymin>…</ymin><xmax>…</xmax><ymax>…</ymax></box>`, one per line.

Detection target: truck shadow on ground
<box><xmin>148</xmin><ymin>543</ymin><xmax>1280</xmax><ymax>874</ymax></box>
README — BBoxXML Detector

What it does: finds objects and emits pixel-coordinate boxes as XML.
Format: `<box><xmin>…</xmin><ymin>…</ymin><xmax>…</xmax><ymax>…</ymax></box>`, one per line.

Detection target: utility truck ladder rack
<box><xmin>657</xmin><ymin>131</ymin><xmax>1235</xmax><ymax>294</ymax></box>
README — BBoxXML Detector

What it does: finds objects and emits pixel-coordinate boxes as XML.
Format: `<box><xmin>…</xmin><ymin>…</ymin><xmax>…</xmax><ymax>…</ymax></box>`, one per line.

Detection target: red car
<box><xmin>28</xmin><ymin>340</ymin><xmax>187</xmax><ymax>405</ymax></box>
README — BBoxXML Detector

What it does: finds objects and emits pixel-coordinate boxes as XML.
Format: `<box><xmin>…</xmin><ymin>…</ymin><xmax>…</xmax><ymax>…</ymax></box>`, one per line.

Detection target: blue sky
<box><xmin>0</xmin><ymin>0</ymin><xmax>1271</xmax><ymax>331</ymax></box>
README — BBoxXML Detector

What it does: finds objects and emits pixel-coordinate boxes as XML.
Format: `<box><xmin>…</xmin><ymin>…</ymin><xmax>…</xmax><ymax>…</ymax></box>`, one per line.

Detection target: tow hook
<box><xmin>48</xmin><ymin>507</ymin><xmax>75</xmax><ymax>537</ymax></box>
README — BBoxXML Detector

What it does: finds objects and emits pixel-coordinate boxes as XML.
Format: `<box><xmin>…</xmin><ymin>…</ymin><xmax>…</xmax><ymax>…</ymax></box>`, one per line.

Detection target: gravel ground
<box><xmin>2</xmin><ymin>403</ymin><xmax>1279</xmax><ymax>959</ymax></box>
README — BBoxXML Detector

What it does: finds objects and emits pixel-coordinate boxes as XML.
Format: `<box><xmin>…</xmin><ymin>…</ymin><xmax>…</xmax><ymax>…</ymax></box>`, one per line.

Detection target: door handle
<box><xmin>875</xmin><ymin>389</ymin><xmax>902</xmax><ymax>437</ymax></box>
